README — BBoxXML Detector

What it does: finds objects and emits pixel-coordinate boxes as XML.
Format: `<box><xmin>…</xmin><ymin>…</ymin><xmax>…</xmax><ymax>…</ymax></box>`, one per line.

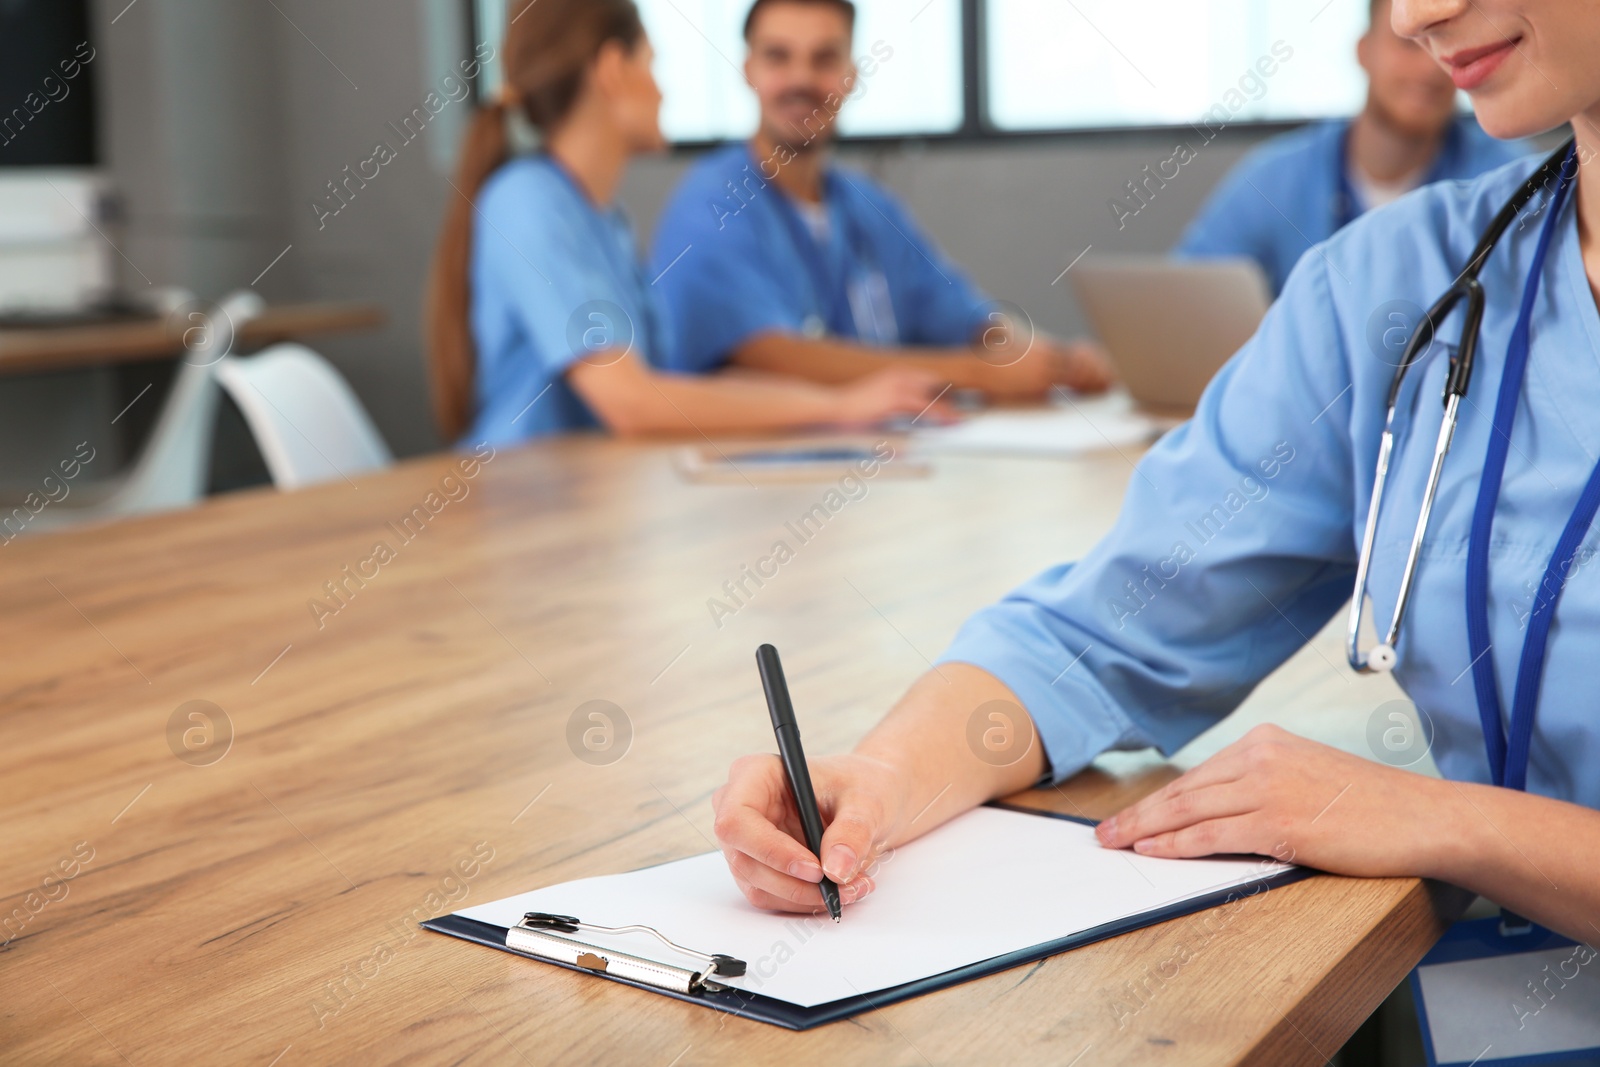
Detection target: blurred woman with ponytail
<box><xmin>426</xmin><ymin>0</ymin><xmax>950</xmax><ymax>445</ymax></box>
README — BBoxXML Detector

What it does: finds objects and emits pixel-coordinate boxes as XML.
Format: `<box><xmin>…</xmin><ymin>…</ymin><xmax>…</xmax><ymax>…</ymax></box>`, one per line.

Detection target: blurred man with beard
<box><xmin>1174</xmin><ymin>0</ymin><xmax>1527</xmax><ymax>295</ymax></box>
<box><xmin>647</xmin><ymin>0</ymin><xmax>1112</xmax><ymax>401</ymax></box>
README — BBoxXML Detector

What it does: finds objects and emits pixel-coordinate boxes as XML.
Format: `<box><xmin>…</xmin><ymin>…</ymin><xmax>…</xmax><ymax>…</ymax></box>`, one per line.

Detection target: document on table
<box><xmin>913</xmin><ymin>389</ymin><xmax>1163</xmax><ymax>457</ymax></box>
<box><xmin>451</xmin><ymin>805</ymin><xmax>1293</xmax><ymax>1009</ymax></box>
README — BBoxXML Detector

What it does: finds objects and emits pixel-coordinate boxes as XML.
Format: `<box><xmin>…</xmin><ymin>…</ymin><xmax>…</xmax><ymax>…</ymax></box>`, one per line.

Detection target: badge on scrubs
<box><xmin>801</xmin><ymin>314</ymin><xmax>827</xmax><ymax>339</ymax></box>
<box><xmin>1410</xmin><ymin>916</ymin><xmax>1600</xmax><ymax>1066</ymax></box>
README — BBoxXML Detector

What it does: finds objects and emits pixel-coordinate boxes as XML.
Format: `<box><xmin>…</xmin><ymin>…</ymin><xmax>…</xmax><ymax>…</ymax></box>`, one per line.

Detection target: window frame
<box><xmin>466</xmin><ymin>0</ymin><xmax>1335</xmax><ymax>151</ymax></box>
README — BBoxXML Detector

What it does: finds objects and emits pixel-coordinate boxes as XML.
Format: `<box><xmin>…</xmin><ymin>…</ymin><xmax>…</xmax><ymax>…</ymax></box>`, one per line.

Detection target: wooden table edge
<box><xmin>1241</xmin><ymin>877</ymin><xmax>1473</xmax><ymax>1066</ymax></box>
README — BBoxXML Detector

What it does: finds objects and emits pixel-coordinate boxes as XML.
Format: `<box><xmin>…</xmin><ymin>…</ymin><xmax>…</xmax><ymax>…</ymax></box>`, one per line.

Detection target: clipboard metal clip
<box><xmin>507</xmin><ymin>912</ymin><xmax>747</xmax><ymax>995</ymax></box>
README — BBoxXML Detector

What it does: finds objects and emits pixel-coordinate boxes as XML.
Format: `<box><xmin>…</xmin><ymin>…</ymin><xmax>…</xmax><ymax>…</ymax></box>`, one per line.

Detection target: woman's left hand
<box><xmin>1094</xmin><ymin>723</ymin><xmax>1456</xmax><ymax>878</ymax></box>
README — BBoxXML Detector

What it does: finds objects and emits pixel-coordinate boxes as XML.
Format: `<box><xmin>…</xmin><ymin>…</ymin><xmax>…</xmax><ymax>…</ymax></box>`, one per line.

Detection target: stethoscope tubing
<box><xmin>1345</xmin><ymin>139</ymin><xmax>1576</xmax><ymax>674</ymax></box>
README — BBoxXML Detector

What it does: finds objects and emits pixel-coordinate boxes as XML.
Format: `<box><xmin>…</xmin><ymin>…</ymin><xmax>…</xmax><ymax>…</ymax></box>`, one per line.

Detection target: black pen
<box><xmin>755</xmin><ymin>644</ymin><xmax>843</xmax><ymax>923</ymax></box>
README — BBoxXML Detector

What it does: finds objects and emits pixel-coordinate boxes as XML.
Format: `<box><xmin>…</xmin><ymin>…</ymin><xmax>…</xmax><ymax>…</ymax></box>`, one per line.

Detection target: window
<box><xmin>984</xmin><ymin>0</ymin><xmax>1369</xmax><ymax>132</ymax></box>
<box><xmin>638</xmin><ymin>0</ymin><xmax>757</xmax><ymax>143</ymax></box>
<box><xmin>471</xmin><ymin>0</ymin><xmax>1374</xmax><ymax>142</ymax></box>
<box><xmin>472</xmin><ymin>0</ymin><xmax>962</xmax><ymax>142</ymax></box>
<box><xmin>834</xmin><ymin>0</ymin><xmax>963</xmax><ymax>137</ymax></box>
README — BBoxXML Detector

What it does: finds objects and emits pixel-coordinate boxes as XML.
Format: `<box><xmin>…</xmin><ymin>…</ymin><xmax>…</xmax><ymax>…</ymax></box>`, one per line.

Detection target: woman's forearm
<box><xmin>566</xmin><ymin>352</ymin><xmax>834</xmax><ymax>435</ymax></box>
<box><xmin>853</xmin><ymin>664</ymin><xmax>1048</xmax><ymax>848</ymax></box>
<box><xmin>626</xmin><ymin>366</ymin><xmax>836</xmax><ymax>434</ymax></box>
<box><xmin>1428</xmin><ymin>781</ymin><xmax>1600</xmax><ymax>944</ymax></box>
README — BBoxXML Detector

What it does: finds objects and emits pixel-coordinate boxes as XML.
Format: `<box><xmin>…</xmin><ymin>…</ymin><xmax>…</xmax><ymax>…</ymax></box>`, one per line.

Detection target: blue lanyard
<box><xmin>1333</xmin><ymin>125</ymin><xmax>1360</xmax><ymax>230</ymax></box>
<box><xmin>1463</xmin><ymin>146</ymin><xmax>1594</xmax><ymax>792</ymax></box>
<box><xmin>770</xmin><ymin>175</ymin><xmax>860</xmax><ymax>338</ymax></box>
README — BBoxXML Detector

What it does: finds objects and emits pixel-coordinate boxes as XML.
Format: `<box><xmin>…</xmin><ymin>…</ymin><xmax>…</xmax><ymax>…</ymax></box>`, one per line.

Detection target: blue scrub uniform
<box><xmin>464</xmin><ymin>155</ymin><xmax>674</xmax><ymax>447</ymax></box>
<box><xmin>1175</xmin><ymin>117</ymin><xmax>1526</xmax><ymax>295</ymax></box>
<box><xmin>648</xmin><ymin>143</ymin><xmax>993</xmax><ymax>373</ymax></box>
<box><xmin>942</xmin><ymin>155</ymin><xmax>1600</xmax><ymax>810</ymax></box>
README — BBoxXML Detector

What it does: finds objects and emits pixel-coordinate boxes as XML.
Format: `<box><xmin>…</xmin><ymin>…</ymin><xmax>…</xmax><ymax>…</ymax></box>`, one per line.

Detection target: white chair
<box><xmin>1</xmin><ymin>289</ymin><xmax>264</xmax><ymax>536</ymax></box>
<box><xmin>215</xmin><ymin>343</ymin><xmax>392</xmax><ymax>490</ymax></box>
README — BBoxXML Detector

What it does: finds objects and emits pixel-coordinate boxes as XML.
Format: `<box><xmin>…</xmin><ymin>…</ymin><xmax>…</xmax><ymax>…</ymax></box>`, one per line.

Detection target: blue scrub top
<box><xmin>464</xmin><ymin>155</ymin><xmax>674</xmax><ymax>447</ymax></box>
<box><xmin>1175</xmin><ymin>117</ymin><xmax>1527</xmax><ymax>295</ymax></box>
<box><xmin>648</xmin><ymin>143</ymin><xmax>993</xmax><ymax>373</ymax></box>
<box><xmin>942</xmin><ymin>155</ymin><xmax>1600</xmax><ymax>810</ymax></box>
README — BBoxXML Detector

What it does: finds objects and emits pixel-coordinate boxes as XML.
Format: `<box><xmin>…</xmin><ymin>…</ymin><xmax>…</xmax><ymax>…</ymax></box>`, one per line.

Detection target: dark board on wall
<box><xmin>0</xmin><ymin>0</ymin><xmax>98</xmax><ymax>167</ymax></box>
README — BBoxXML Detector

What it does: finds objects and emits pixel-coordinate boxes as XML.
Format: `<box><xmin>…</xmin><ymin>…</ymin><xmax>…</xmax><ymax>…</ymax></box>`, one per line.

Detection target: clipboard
<box><xmin>422</xmin><ymin>804</ymin><xmax>1313</xmax><ymax>1030</ymax></box>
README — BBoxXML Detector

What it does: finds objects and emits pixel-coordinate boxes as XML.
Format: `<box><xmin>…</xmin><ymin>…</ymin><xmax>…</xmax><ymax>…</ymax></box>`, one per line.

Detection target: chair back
<box><xmin>216</xmin><ymin>342</ymin><xmax>393</xmax><ymax>490</ymax></box>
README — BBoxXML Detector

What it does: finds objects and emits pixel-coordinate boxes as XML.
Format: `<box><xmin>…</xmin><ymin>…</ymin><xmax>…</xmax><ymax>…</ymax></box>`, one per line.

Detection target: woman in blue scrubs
<box><xmin>425</xmin><ymin>0</ymin><xmax>952</xmax><ymax>448</ymax></box>
<box><xmin>712</xmin><ymin>0</ymin><xmax>1600</xmax><ymax>945</ymax></box>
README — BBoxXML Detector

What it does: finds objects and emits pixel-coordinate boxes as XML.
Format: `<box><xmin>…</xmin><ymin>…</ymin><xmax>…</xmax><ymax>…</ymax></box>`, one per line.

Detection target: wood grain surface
<box><xmin>0</xmin><ymin>434</ymin><xmax>1467</xmax><ymax>1065</ymax></box>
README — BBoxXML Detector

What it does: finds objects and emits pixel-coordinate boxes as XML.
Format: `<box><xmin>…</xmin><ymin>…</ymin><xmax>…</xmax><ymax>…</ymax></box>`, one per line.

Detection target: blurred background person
<box><xmin>1173</xmin><ymin>0</ymin><xmax>1527</xmax><ymax>294</ymax></box>
<box><xmin>648</xmin><ymin>0</ymin><xmax>1113</xmax><ymax>402</ymax></box>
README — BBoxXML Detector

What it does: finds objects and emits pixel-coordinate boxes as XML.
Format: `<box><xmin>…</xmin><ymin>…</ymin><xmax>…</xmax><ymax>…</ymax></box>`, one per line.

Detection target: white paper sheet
<box><xmin>912</xmin><ymin>390</ymin><xmax>1162</xmax><ymax>457</ymax></box>
<box><xmin>455</xmin><ymin>806</ymin><xmax>1291</xmax><ymax>1009</ymax></box>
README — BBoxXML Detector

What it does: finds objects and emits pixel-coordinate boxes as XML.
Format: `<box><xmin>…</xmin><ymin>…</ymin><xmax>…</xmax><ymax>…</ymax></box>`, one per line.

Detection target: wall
<box><xmin>0</xmin><ymin>0</ymin><xmax>1283</xmax><ymax>490</ymax></box>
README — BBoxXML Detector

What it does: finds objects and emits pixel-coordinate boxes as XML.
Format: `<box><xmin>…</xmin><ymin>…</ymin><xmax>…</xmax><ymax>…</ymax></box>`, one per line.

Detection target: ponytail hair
<box><xmin>425</xmin><ymin>0</ymin><xmax>645</xmax><ymax>443</ymax></box>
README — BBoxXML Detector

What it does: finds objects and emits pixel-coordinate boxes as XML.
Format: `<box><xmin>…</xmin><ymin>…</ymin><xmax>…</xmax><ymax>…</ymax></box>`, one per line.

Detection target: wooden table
<box><xmin>0</xmin><ymin>436</ymin><xmax>1464</xmax><ymax>1065</ymax></box>
<box><xmin>0</xmin><ymin>301</ymin><xmax>386</xmax><ymax>375</ymax></box>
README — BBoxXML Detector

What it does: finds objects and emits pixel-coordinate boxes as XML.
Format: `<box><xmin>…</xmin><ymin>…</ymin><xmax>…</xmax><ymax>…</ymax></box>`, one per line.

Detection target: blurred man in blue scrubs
<box><xmin>1175</xmin><ymin>0</ymin><xmax>1526</xmax><ymax>295</ymax></box>
<box><xmin>649</xmin><ymin>0</ymin><xmax>1112</xmax><ymax>401</ymax></box>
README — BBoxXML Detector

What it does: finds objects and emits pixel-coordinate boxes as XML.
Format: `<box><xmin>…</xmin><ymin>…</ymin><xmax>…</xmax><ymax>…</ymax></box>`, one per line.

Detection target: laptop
<box><xmin>1071</xmin><ymin>257</ymin><xmax>1271</xmax><ymax>418</ymax></box>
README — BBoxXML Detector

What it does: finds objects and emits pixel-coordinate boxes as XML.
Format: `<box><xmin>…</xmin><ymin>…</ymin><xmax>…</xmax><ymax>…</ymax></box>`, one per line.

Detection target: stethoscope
<box><xmin>769</xmin><ymin>173</ymin><xmax>899</xmax><ymax>345</ymax></box>
<box><xmin>1346</xmin><ymin>138</ymin><xmax>1589</xmax><ymax>791</ymax></box>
